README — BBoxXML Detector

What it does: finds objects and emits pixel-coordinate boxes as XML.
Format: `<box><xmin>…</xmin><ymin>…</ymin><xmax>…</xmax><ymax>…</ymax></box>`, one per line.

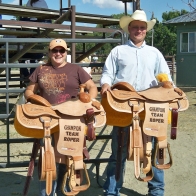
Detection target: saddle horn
<box><xmin>78</xmin><ymin>84</ymin><xmax>91</xmax><ymax>103</ymax></box>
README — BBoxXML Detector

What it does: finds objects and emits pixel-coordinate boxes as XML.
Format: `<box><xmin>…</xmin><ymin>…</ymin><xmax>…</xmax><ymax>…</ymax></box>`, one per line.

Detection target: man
<box><xmin>100</xmin><ymin>10</ymin><xmax>173</xmax><ymax>196</ymax></box>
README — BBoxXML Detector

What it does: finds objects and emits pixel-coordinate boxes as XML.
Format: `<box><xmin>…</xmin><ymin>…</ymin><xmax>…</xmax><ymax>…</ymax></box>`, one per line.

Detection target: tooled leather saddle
<box><xmin>101</xmin><ymin>81</ymin><xmax>189</xmax><ymax>182</ymax></box>
<box><xmin>14</xmin><ymin>84</ymin><xmax>106</xmax><ymax>196</ymax></box>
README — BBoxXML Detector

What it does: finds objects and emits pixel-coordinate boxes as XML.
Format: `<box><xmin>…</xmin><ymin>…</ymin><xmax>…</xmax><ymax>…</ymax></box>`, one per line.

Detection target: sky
<box><xmin>1</xmin><ymin>0</ymin><xmax>196</xmax><ymax>22</ymax></box>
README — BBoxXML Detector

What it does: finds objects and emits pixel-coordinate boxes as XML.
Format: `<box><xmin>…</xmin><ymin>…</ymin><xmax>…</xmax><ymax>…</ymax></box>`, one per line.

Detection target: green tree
<box><xmin>146</xmin><ymin>23</ymin><xmax>177</xmax><ymax>55</ymax></box>
<box><xmin>146</xmin><ymin>9</ymin><xmax>188</xmax><ymax>55</ymax></box>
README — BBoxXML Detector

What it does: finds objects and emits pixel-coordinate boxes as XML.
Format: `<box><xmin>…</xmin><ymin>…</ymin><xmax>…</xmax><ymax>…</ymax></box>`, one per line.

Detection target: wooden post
<box><xmin>133</xmin><ymin>0</ymin><xmax>140</xmax><ymax>11</ymax></box>
<box><xmin>136</xmin><ymin>0</ymin><xmax>140</xmax><ymax>9</ymax></box>
<box><xmin>71</xmin><ymin>5</ymin><xmax>76</xmax><ymax>63</ymax></box>
<box><xmin>172</xmin><ymin>55</ymin><xmax>176</xmax><ymax>81</ymax></box>
<box><xmin>68</xmin><ymin>0</ymin><xmax>71</xmax><ymax>7</ymax></box>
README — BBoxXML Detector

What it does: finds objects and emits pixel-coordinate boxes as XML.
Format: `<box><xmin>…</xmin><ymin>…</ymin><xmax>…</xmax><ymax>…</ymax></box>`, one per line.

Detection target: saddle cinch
<box><xmin>101</xmin><ymin>81</ymin><xmax>189</xmax><ymax>182</ymax></box>
<box><xmin>14</xmin><ymin>84</ymin><xmax>106</xmax><ymax>196</ymax></box>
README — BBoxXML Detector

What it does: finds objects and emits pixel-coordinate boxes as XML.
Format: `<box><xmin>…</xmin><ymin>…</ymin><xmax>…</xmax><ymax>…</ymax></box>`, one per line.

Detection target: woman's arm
<box><xmin>24</xmin><ymin>81</ymin><xmax>39</xmax><ymax>99</ymax></box>
<box><xmin>84</xmin><ymin>79</ymin><xmax>98</xmax><ymax>99</ymax></box>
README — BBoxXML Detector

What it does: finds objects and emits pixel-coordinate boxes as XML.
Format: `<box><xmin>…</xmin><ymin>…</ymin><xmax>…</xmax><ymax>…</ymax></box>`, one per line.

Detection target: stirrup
<box><xmin>153</xmin><ymin>142</ymin><xmax>173</xmax><ymax>169</ymax></box>
<box><xmin>136</xmin><ymin>167</ymin><xmax>154</xmax><ymax>182</ymax></box>
<box><xmin>61</xmin><ymin>172</ymin><xmax>79</xmax><ymax>196</ymax></box>
<box><xmin>69</xmin><ymin>163</ymin><xmax>90</xmax><ymax>192</ymax></box>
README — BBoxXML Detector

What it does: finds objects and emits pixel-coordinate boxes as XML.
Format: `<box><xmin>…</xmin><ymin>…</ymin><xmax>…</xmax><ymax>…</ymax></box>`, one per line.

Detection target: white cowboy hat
<box><xmin>119</xmin><ymin>10</ymin><xmax>156</xmax><ymax>33</ymax></box>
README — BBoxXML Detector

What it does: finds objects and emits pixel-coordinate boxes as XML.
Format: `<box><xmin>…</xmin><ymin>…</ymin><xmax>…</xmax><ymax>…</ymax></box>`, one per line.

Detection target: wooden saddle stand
<box><xmin>14</xmin><ymin>84</ymin><xmax>106</xmax><ymax>196</ymax></box>
<box><xmin>101</xmin><ymin>81</ymin><xmax>189</xmax><ymax>182</ymax></box>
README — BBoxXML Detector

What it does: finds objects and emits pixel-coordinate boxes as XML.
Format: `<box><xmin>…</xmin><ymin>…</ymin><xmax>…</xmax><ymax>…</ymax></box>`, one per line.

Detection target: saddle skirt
<box><xmin>14</xmin><ymin>103</ymin><xmax>60</xmax><ymax>138</ymax></box>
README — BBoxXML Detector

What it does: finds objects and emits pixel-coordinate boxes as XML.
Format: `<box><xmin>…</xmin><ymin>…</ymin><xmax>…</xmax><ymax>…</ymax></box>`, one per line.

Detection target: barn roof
<box><xmin>164</xmin><ymin>10</ymin><xmax>196</xmax><ymax>24</ymax></box>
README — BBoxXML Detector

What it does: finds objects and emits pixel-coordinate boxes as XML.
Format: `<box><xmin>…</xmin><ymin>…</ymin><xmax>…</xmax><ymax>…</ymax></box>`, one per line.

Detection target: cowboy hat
<box><xmin>119</xmin><ymin>10</ymin><xmax>156</xmax><ymax>33</ymax></box>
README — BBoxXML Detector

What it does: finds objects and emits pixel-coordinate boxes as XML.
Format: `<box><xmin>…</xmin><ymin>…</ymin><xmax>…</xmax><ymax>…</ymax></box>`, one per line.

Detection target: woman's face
<box><xmin>49</xmin><ymin>46</ymin><xmax>67</xmax><ymax>67</ymax></box>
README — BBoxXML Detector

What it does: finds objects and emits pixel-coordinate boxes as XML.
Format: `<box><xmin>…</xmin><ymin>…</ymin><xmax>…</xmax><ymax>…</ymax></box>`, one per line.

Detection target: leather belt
<box><xmin>171</xmin><ymin>108</ymin><xmax>178</xmax><ymax>140</ymax></box>
<box><xmin>115</xmin><ymin>127</ymin><xmax>125</xmax><ymax>181</ymax></box>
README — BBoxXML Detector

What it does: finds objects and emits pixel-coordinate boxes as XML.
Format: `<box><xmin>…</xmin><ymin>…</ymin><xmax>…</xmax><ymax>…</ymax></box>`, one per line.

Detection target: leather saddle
<box><xmin>14</xmin><ymin>84</ymin><xmax>106</xmax><ymax>195</ymax></box>
<box><xmin>101</xmin><ymin>81</ymin><xmax>189</xmax><ymax>182</ymax></box>
<box><xmin>101</xmin><ymin>82</ymin><xmax>188</xmax><ymax>127</ymax></box>
<box><xmin>14</xmin><ymin>96</ymin><xmax>105</xmax><ymax>139</ymax></box>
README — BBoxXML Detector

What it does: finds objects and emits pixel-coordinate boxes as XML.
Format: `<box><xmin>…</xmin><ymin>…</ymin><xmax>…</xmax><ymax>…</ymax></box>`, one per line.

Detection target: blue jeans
<box><xmin>39</xmin><ymin>163</ymin><xmax>69</xmax><ymax>196</ymax></box>
<box><xmin>103</xmin><ymin>126</ymin><xmax>164</xmax><ymax>196</ymax></box>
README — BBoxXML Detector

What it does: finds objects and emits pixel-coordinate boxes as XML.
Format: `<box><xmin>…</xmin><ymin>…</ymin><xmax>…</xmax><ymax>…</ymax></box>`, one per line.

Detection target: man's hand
<box><xmin>174</xmin><ymin>87</ymin><xmax>183</xmax><ymax>96</ymax></box>
<box><xmin>160</xmin><ymin>81</ymin><xmax>173</xmax><ymax>88</ymax></box>
<box><xmin>100</xmin><ymin>83</ymin><xmax>111</xmax><ymax>96</ymax></box>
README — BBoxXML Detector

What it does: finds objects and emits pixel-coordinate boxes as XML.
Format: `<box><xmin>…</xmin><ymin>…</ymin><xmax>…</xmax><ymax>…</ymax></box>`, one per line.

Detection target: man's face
<box><xmin>128</xmin><ymin>20</ymin><xmax>147</xmax><ymax>45</ymax></box>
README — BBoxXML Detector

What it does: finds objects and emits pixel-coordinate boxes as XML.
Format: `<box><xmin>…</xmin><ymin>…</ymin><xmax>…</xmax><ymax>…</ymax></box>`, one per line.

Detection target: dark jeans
<box><xmin>21</xmin><ymin>53</ymin><xmax>43</xmax><ymax>77</ymax></box>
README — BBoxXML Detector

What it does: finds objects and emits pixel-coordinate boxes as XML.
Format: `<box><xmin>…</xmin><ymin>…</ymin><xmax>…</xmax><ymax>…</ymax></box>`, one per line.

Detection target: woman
<box><xmin>24</xmin><ymin>38</ymin><xmax>98</xmax><ymax>196</ymax></box>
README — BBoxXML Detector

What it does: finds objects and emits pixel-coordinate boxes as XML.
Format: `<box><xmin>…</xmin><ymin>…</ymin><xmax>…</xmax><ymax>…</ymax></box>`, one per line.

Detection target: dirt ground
<box><xmin>0</xmin><ymin>71</ymin><xmax>196</xmax><ymax>196</ymax></box>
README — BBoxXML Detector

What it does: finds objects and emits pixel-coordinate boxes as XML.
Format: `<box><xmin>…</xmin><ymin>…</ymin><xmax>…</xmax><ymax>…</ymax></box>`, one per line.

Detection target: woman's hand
<box><xmin>24</xmin><ymin>81</ymin><xmax>39</xmax><ymax>99</ymax></box>
<box><xmin>84</xmin><ymin>79</ymin><xmax>98</xmax><ymax>99</ymax></box>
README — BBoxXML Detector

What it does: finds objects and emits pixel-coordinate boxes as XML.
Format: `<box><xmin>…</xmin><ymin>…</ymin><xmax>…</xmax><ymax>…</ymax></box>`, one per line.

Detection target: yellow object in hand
<box><xmin>156</xmin><ymin>73</ymin><xmax>169</xmax><ymax>82</ymax></box>
<box><xmin>156</xmin><ymin>73</ymin><xmax>172</xmax><ymax>124</ymax></box>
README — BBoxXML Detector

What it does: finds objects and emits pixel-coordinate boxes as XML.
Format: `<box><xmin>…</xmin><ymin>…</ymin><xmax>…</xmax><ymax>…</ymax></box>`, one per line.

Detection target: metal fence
<box><xmin>0</xmin><ymin>37</ymin><xmax>123</xmax><ymax>169</ymax></box>
<box><xmin>0</xmin><ymin>36</ymin><xmax>176</xmax><ymax>184</ymax></box>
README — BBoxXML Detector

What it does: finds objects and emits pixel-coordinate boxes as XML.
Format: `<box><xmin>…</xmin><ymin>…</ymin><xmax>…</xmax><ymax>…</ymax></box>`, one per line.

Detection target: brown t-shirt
<box><xmin>29</xmin><ymin>63</ymin><xmax>91</xmax><ymax>105</ymax></box>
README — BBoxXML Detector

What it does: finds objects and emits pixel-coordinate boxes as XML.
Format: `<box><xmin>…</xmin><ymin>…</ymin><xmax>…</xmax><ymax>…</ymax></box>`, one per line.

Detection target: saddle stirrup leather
<box><xmin>153</xmin><ymin>141</ymin><xmax>173</xmax><ymax>169</ymax></box>
<box><xmin>132</xmin><ymin>104</ymin><xmax>153</xmax><ymax>182</ymax></box>
<box><xmin>61</xmin><ymin>156</ymin><xmax>79</xmax><ymax>196</ymax></box>
<box><xmin>38</xmin><ymin>117</ymin><xmax>56</xmax><ymax>196</ymax></box>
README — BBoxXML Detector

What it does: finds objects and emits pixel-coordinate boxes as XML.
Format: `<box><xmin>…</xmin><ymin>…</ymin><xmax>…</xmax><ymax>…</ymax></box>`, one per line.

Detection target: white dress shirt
<box><xmin>100</xmin><ymin>40</ymin><xmax>172</xmax><ymax>91</ymax></box>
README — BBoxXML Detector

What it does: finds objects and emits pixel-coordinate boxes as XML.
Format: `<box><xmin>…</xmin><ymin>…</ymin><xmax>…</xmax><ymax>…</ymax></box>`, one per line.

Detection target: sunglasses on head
<box><xmin>51</xmin><ymin>48</ymin><xmax>67</xmax><ymax>54</ymax></box>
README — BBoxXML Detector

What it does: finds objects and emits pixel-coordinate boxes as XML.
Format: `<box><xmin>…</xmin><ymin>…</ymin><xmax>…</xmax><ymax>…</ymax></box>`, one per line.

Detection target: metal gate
<box><xmin>0</xmin><ymin>36</ymin><xmax>123</xmax><ymax>186</ymax></box>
